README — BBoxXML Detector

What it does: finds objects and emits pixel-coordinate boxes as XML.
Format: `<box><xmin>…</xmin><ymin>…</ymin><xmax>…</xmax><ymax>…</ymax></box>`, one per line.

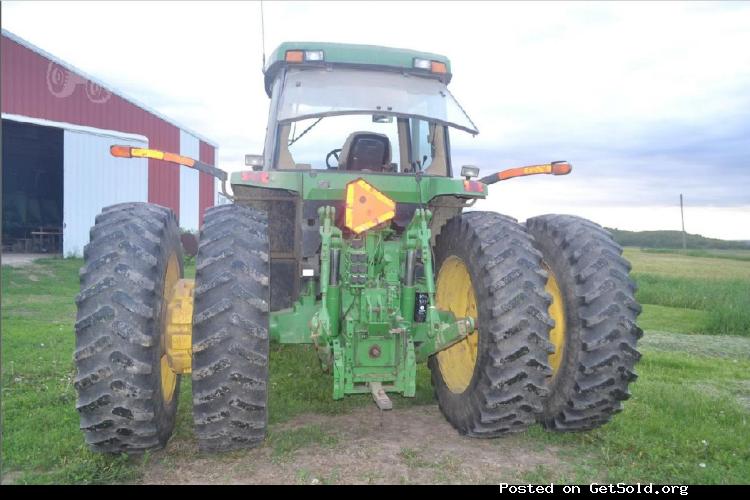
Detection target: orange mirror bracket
<box><xmin>480</xmin><ymin>161</ymin><xmax>572</xmax><ymax>185</ymax></box>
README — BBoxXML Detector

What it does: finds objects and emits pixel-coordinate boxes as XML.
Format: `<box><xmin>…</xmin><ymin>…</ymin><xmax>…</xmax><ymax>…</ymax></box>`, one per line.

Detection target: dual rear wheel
<box><xmin>75</xmin><ymin>203</ymin><xmax>270</xmax><ymax>454</ymax></box>
<box><xmin>430</xmin><ymin>212</ymin><xmax>642</xmax><ymax>434</ymax></box>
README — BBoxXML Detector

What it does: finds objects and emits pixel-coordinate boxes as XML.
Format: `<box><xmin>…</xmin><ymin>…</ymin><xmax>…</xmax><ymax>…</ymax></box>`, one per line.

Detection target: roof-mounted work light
<box><xmin>285</xmin><ymin>50</ymin><xmax>325</xmax><ymax>63</ymax></box>
<box><xmin>413</xmin><ymin>58</ymin><xmax>447</xmax><ymax>74</ymax></box>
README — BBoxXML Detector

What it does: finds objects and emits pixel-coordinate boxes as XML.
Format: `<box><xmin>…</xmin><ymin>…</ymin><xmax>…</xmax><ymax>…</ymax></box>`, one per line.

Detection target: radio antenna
<box><xmin>260</xmin><ymin>0</ymin><xmax>267</xmax><ymax>70</ymax></box>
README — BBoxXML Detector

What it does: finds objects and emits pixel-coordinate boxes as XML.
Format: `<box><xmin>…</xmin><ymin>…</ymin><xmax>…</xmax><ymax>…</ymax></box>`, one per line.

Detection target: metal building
<box><xmin>1</xmin><ymin>29</ymin><xmax>218</xmax><ymax>256</ymax></box>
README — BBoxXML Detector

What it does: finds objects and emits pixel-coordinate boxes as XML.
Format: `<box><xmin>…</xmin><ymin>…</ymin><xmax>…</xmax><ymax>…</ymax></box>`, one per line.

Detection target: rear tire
<box><xmin>429</xmin><ymin>212</ymin><xmax>553</xmax><ymax>436</ymax></box>
<box><xmin>526</xmin><ymin>214</ymin><xmax>642</xmax><ymax>430</ymax></box>
<box><xmin>74</xmin><ymin>202</ymin><xmax>183</xmax><ymax>453</ymax></box>
<box><xmin>192</xmin><ymin>205</ymin><xmax>270</xmax><ymax>452</ymax></box>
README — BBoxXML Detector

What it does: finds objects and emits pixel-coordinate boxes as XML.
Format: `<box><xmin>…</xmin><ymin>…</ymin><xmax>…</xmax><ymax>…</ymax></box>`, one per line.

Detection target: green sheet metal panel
<box><xmin>231</xmin><ymin>170</ymin><xmax>486</xmax><ymax>204</ymax></box>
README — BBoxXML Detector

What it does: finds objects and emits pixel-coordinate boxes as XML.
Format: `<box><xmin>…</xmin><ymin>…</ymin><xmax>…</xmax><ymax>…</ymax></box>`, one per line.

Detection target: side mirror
<box><xmin>461</xmin><ymin>165</ymin><xmax>480</xmax><ymax>180</ymax></box>
<box><xmin>245</xmin><ymin>154</ymin><xmax>264</xmax><ymax>171</ymax></box>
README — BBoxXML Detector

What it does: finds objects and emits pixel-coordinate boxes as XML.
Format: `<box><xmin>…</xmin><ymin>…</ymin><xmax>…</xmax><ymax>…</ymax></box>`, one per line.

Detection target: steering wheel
<box><xmin>326</xmin><ymin>148</ymin><xmax>342</xmax><ymax>169</ymax></box>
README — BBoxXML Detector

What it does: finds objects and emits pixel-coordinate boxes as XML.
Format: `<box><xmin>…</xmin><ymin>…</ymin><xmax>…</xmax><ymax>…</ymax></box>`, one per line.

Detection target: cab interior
<box><xmin>274</xmin><ymin>115</ymin><xmax>451</xmax><ymax>176</ymax></box>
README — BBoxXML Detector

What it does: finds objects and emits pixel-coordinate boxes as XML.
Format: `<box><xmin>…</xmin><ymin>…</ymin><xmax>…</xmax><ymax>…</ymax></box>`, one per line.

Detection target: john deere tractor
<box><xmin>74</xmin><ymin>42</ymin><xmax>642</xmax><ymax>454</ymax></box>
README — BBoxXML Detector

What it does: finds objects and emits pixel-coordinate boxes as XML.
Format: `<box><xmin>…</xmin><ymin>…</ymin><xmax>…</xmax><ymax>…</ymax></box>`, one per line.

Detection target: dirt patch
<box><xmin>1</xmin><ymin>254</ymin><xmax>56</xmax><ymax>268</ymax></box>
<box><xmin>1</xmin><ymin>470</ymin><xmax>23</xmax><ymax>485</ymax></box>
<box><xmin>144</xmin><ymin>405</ymin><xmax>570</xmax><ymax>485</ymax></box>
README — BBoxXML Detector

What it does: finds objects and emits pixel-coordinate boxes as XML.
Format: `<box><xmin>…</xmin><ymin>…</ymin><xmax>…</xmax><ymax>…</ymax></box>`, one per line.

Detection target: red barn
<box><xmin>1</xmin><ymin>29</ymin><xmax>218</xmax><ymax>256</ymax></box>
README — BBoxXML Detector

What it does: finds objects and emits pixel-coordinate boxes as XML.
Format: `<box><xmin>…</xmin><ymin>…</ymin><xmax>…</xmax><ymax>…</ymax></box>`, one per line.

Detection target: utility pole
<box><xmin>680</xmin><ymin>194</ymin><xmax>687</xmax><ymax>252</ymax></box>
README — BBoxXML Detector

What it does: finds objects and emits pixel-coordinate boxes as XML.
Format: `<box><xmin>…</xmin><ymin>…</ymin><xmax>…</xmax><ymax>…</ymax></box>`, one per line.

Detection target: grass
<box><xmin>638</xmin><ymin>304</ymin><xmax>707</xmax><ymax>334</ymax></box>
<box><xmin>635</xmin><ymin>275</ymin><xmax>750</xmax><ymax>336</ymax></box>
<box><xmin>623</xmin><ymin>247</ymin><xmax>750</xmax><ymax>281</ymax></box>
<box><xmin>0</xmin><ymin>258</ymin><xmax>428</xmax><ymax>484</ymax></box>
<box><xmin>641</xmin><ymin>248</ymin><xmax>750</xmax><ymax>262</ymax></box>
<box><xmin>2</xmin><ymin>249</ymin><xmax>750</xmax><ymax>484</ymax></box>
<box><xmin>267</xmin><ymin>425</ymin><xmax>338</xmax><ymax>461</ymax></box>
<box><xmin>640</xmin><ymin>331</ymin><xmax>750</xmax><ymax>360</ymax></box>
<box><xmin>625</xmin><ymin>248</ymin><xmax>750</xmax><ymax>336</ymax></box>
<box><xmin>0</xmin><ymin>258</ymin><xmax>126</xmax><ymax>484</ymax></box>
<box><xmin>524</xmin><ymin>342</ymin><xmax>750</xmax><ymax>484</ymax></box>
<box><xmin>397</xmin><ymin>446</ymin><xmax>464</xmax><ymax>484</ymax></box>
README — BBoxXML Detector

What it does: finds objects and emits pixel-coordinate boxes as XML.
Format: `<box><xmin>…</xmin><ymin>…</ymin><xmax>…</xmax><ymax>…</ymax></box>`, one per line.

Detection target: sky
<box><xmin>3</xmin><ymin>1</ymin><xmax>749</xmax><ymax>239</ymax></box>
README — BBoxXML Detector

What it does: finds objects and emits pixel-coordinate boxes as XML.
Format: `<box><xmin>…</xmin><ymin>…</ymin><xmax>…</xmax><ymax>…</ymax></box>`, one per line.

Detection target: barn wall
<box><xmin>198</xmin><ymin>141</ymin><xmax>216</xmax><ymax>226</ymax></box>
<box><xmin>1</xmin><ymin>32</ymin><xmax>216</xmax><ymax>222</ymax></box>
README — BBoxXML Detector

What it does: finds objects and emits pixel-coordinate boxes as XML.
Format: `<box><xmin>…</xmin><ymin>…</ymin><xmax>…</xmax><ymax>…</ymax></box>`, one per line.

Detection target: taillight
<box><xmin>463</xmin><ymin>180</ymin><xmax>485</xmax><ymax>193</ymax></box>
<box><xmin>240</xmin><ymin>171</ymin><xmax>270</xmax><ymax>183</ymax></box>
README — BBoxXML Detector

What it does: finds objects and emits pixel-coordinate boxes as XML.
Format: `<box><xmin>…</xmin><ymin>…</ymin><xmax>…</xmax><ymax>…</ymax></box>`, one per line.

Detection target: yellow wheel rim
<box><xmin>435</xmin><ymin>257</ymin><xmax>478</xmax><ymax>394</ymax></box>
<box><xmin>160</xmin><ymin>354</ymin><xmax>177</xmax><ymax>403</ymax></box>
<box><xmin>544</xmin><ymin>264</ymin><xmax>566</xmax><ymax>376</ymax></box>
<box><xmin>160</xmin><ymin>253</ymin><xmax>180</xmax><ymax>403</ymax></box>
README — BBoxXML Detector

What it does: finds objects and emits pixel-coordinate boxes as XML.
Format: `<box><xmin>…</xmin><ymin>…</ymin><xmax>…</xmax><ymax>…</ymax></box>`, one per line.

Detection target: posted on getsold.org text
<box><xmin>499</xmin><ymin>483</ymin><xmax>690</xmax><ymax>495</ymax></box>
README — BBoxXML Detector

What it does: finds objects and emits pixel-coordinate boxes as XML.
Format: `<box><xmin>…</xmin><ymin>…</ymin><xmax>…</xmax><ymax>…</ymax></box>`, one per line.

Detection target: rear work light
<box><xmin>413</xmin><ymin>58</ymin><xmax>431</xmax><ymax>70</ymax></box>
<box><xmin>304</xmin><ymin>50</ymin><xmax>324</xmax><ymax>61</ymax></box>
<box><xmin>550</xmin><ymin>161</ymin><xmax>572</xmax><ymax>175</ymax></box>
<box><xmin>285</xmin><ymin>50</ymin><xmax>324</xmax><ymax>63</ymax></box>
<box><xmin>413</xmin><ymin>58</ymin><xmax>448</xmax><ymax>74</ymax></box>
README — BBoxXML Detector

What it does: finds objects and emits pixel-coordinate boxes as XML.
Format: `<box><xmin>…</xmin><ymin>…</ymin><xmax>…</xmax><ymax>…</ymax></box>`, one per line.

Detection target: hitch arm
<box><xmin>479</xmin><ymin>161</ymin><xmax>572</xmax><ymax>185</ymax></box>
<box><xmin>414</xmin><ymin>313</ymin><xmax>475</xmax><ymax>363</ymax></box>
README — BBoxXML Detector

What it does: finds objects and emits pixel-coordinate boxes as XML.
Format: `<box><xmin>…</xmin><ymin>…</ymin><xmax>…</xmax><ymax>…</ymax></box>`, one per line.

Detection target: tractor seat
<box><xmin>339</xmin><ymin>132</ymin><xmax>392</xmax><ymax>172</ymax></box>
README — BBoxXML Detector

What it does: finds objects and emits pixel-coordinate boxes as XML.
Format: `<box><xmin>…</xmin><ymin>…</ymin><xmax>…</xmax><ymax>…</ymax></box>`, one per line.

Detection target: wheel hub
<box><xmin>164</xmin><ymin>278</ymin><xmax>195</xmax><ymax>375</ymax></box>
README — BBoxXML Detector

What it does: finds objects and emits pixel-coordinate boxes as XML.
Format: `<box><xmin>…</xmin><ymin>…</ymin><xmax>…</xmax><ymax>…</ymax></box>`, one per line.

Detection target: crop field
<box><xmin>626</xmin><ymin>248</ymin><xmax>750</xmax><ymax>336</ymax></box>
<box><xmin>2</xmin><ymin>248</ymin><xmax>749</xmax><ymax>484</ymax></box>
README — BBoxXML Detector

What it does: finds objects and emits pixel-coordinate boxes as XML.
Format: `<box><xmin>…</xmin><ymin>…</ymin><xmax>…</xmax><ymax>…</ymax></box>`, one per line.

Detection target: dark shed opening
<box><xmin>2</xmin><ymin>119</ymin><xmax>64</xmax><ymax>253</ymax></box>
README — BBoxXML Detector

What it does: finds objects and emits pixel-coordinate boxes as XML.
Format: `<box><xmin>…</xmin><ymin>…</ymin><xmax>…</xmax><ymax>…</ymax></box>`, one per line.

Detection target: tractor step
<box><xmin>369</xmin><ymin>382</ymin><xmax>393</xmax><ymax>411</ymax></box>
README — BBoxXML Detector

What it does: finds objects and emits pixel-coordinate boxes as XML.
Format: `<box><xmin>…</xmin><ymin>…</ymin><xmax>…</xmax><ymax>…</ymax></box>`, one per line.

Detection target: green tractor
<box><xmin>74</xmin><ymin>42</ymin><xmax>642</xmax><ymax>453</ymax></box>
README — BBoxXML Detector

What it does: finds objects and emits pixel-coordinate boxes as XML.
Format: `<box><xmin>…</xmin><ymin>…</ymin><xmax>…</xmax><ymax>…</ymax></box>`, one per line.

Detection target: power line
<box><xmin>680</xmin><ymin>193</ymin><xmax>687</xmax><ymax>251</ymax></box>
<box><xmin>260</xmin><ymin>1</ymin><xmax>266</xmax><ymax>70</ymax></box>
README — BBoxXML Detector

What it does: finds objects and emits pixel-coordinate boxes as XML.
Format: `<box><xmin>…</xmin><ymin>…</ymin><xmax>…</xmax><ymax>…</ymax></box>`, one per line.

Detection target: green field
<box><xmin>641</xmin><ymin>248</ymin><xmax>750</xmax><ymax>262</ymax></box>
<box><xmin>2</xmin><ymin>248</ymin><xmax>749</xmax><ymax>484</ymax></box>
<box><xmin>626</xmin><ymin>248</ymin><xmax>750</xmax><ymax>336</ymax></box>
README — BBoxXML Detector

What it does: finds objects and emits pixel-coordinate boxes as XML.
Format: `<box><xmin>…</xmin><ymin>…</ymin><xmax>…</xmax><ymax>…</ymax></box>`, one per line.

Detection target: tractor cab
<box><xmin>255</xmin><ymin>42</ymin><xmax>478</xmax><ymax>175</ymax></box>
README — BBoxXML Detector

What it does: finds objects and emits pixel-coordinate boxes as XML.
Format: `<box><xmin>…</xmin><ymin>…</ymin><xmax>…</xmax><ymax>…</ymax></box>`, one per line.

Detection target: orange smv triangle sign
<box><xmin>344</xmin><ymin>179</ymin><xmax>397</xmax><ymax>234</ymax></box>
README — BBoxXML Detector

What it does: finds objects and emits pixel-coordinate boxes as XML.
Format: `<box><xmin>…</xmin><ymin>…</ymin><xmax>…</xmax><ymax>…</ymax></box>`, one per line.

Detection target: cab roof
<box><xmin>264</xmin><ymin>41</ymin><xmax>452</xmax><ymax>96</ymax></box>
